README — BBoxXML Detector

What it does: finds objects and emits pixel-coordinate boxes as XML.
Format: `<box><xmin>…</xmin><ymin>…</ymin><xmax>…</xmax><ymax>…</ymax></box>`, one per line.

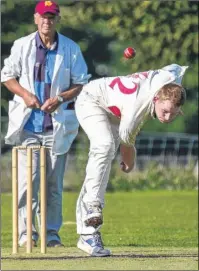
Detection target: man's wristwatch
<box><xmin>57</xmin><ymin>95</ymin><xmax>64</xmax><ymax>104</ymax></box>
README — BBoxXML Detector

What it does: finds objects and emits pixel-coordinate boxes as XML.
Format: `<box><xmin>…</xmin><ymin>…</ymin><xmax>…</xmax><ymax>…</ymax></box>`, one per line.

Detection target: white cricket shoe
<box><xmin>77</xmin><ymin>232</ymin><xmax>111</xmax><ymax>257</ymax></box>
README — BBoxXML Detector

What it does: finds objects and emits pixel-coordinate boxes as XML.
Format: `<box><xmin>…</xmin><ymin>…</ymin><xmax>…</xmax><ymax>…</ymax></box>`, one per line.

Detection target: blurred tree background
<box><xmin>1</xmin><ymin>0</ymin><xmax>198</xmax><ymax>135</ymax></box>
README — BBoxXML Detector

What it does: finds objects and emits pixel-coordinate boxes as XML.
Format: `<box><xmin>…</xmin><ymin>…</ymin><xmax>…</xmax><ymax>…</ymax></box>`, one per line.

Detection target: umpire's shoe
<box><xmin>77</xmin><ymin>232</ymin><xmax>111</xmax><ymax>257</ymax></box>
<box><xmin>47</xmin><ymin>240</ymin><xmax>64</xmax><ymax>247</ymax></box>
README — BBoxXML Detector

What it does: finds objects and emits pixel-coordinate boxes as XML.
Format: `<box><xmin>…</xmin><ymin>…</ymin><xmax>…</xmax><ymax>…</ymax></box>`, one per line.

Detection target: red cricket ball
<box><xmin>123</xmin><ymin>47</ymin><xmax>136</xmax><ymax>59</ymax></box>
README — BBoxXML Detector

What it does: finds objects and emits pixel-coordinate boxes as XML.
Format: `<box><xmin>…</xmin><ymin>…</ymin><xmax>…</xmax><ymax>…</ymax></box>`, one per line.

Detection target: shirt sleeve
<box><xmin>119</xmin><ymin>118</ymin><xmax>141</xmax><ymax>146</ymax></box>
<box><xmin>119</xmin><ymin>104</ymin><xmax>141</xmax><ymax>146</ymax></box>
<box><xmin>1</xmin><ymin>40</ymin><xmax>22</xmax><ymax>82</ymax></box>
<box><xmin>70</xmin><ymin>45</ymin><xmax>91</xmax><ymax>85</ymax></box>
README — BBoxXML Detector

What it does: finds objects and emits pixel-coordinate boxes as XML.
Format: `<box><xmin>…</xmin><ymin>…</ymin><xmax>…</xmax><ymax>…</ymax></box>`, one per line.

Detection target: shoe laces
<box><xmin>92</xmin><ymin>232</ymin><xmax>104</xmax><ymax>248</ymax></box>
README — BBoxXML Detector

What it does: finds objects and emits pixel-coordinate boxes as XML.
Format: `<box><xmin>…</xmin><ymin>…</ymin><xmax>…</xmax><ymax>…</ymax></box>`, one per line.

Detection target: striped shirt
<box><xmin>24</xmin><ymin>32</ymin><xmax>58</xmax><ymax>132</ymax></box>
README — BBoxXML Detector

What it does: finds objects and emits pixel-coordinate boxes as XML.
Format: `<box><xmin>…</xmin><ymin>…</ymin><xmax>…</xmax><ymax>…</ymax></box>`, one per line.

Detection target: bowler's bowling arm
<box><xmin>120</xmin><ymin>144</ymin><xmax>136</xmax><ymax>173</ymax></box>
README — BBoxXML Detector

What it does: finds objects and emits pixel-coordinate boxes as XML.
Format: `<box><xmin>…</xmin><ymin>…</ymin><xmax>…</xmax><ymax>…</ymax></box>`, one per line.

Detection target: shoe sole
<box><xmin>47</xmin><ymin>244</ymin><xmax>65</xmax><ymax>247</ymax></box>
<box><xmin>47</xmin><ymin>241</ymin><xmax>64</xmax><ymax>247</ymax></box>
<box><xmin>77</xmin><ymin>241</ymin><xmax>111</xmax><ymax>257</ymax></box>
<box><xmin>84</xmin><ymin>216</ymin><xmax>103</xmax><ymax>228</ymax></box>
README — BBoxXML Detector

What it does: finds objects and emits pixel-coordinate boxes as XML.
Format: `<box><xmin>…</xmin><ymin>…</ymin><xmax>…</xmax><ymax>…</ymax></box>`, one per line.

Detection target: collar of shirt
<box><xmin>35</xmin><ymin>31</ymin><xmax>58</xmax><ymax>51</ymax></box>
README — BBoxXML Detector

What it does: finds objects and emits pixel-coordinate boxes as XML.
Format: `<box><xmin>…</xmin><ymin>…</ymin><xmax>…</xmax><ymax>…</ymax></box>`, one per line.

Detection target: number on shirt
<box><xmin>109</xmin><ymin>77</ymin><xmax>138</xmax><ymax>94</ymax></box>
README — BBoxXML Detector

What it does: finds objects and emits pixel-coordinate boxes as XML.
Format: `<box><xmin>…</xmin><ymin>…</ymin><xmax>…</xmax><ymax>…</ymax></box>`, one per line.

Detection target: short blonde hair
<box><xmin>157</xmin><ymin>83</ymin><xmax>186</xmax><ymax>107</ymax></box>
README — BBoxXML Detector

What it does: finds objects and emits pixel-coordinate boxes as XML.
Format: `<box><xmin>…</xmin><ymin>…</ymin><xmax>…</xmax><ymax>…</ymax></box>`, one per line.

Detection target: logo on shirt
<box><xmin>45</xmin><ymin>1</ymin><xmax>53</xmax><ymax>6</ymax></box>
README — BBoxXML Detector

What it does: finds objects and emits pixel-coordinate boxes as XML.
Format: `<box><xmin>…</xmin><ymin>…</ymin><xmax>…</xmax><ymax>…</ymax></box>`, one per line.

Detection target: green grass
<box><xmin>2</xmin><ymin>247</ymin><xmax>198</xmax><ymax>270</ymax></box>
<box><xmin>1</xmin><ymin>191</ymin><xmax>198</xmax><ymax>270</ymax></box>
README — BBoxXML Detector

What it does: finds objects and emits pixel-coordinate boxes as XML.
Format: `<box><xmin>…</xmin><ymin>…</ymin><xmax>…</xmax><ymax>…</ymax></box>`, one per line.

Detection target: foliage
<box><xmin>58</xmin><ymin>1</ymin><xmax>198</xmax><ymax>88</ymax></box>
<box><xmin>109</xmin><ymin>161</ymin><xmax>198</xmax><ymax>191</ymax></box>
<box><xmin>1</xmin><ymin>149</ymin><xmax>197</xmax><ymax>192</ymax></box>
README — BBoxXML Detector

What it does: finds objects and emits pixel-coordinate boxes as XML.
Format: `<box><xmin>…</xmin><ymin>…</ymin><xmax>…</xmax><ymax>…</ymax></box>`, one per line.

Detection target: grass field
<box><xmin>1</xmin><ymin>190</ymin><xmax>198</xmax><ymax>270</ymax></box>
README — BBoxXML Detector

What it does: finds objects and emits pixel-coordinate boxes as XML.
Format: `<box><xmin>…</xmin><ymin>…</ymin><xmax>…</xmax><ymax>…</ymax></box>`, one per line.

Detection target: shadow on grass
<box><xmin>2</xmin><ymin>254</ymin><xmax>198</xmax><ymax>260</ymax></box>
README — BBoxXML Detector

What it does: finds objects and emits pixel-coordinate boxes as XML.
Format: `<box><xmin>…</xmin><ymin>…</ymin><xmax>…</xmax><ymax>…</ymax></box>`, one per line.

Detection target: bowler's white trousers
<box><xmin>75</xmin><ymin>90</ymin><xmax>120</xmax><ymax>234</ymax></box>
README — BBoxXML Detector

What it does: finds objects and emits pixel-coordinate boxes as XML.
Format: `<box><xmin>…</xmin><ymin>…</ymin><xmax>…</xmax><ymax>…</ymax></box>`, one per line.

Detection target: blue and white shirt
<box><xmin>24</xmin><ymin>32</ymin><xmax>58</xmax><ymax>132</ymax></box>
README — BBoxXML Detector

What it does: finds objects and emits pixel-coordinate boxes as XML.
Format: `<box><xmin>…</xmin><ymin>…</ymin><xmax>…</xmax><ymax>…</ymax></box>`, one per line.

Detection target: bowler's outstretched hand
<box><xmin>120</xmin><ymin>144</ymin><xmax>136</xmax><ymax>173</ymax></box>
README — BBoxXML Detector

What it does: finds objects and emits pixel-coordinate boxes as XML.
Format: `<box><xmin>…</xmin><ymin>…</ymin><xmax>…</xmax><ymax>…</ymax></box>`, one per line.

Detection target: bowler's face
<box><xmin>154</xmin><ymin>99</ymin><xmax>180</xmax><ymax>123</ymax></box>
<box><xmin>34</xmin><ymin>13</ymin><xmax>59</xmax><ymax>35</ymax></box>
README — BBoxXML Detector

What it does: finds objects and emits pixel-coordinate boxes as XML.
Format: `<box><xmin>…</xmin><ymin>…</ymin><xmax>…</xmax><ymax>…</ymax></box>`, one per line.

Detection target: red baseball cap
<box><xmin>35</xmin><ymin>1</ymin><xmax>60</xmax><ymax>15</ymax></box>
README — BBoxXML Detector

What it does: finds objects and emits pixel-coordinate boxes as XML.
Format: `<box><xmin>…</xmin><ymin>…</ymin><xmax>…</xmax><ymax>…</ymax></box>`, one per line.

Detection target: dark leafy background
<box><xmin>1</xmin><ymin>0</ymin><xmax>198</xmax><ymax>134</ymax></box>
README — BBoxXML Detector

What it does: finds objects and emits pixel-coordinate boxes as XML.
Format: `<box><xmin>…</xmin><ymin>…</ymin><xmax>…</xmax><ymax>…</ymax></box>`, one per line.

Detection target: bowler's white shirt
<box><xmin>81</xmin><ymin>64</ymin><xmax>188</xmax><ymax>145</ymax></box>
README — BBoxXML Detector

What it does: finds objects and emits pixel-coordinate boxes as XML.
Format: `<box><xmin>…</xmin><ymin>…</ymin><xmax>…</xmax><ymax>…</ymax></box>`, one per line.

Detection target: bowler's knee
<box><xmin>91</xmin><ymin>140</ymin><xmax>115</xmax><ymax>159</ymax></box>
